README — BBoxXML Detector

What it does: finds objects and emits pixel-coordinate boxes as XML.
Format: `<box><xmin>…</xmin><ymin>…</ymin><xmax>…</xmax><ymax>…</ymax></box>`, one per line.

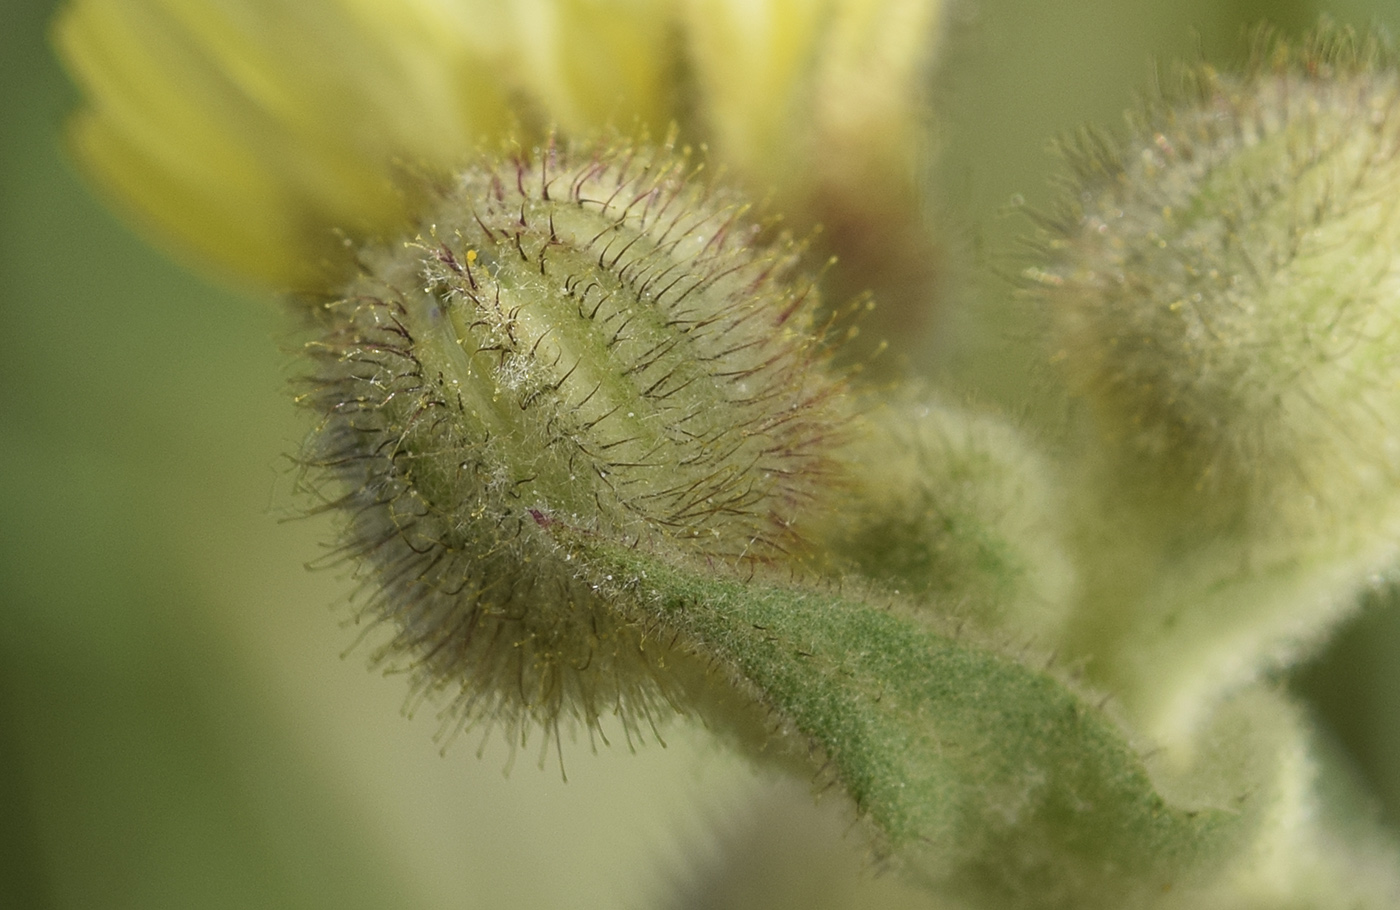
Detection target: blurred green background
<box><xmin>1</xmin><ymin>1</ymin><xmax>1397</xmax><ymax>908</ymax></box>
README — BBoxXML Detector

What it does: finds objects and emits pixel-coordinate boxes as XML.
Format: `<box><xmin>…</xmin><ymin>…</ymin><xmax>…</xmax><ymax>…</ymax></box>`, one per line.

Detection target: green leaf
<box><xmin>589</xmin><ymin>546</ymin><xmax>1283</xmax><ymax>908</ymax></box>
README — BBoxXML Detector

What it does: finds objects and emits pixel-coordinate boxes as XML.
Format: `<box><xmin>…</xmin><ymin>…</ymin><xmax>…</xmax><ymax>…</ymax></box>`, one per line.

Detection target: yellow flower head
<box><xmin>55</xmin><ymin>0</ymin><xmax>944</xmax><ymax>291</ymax></box>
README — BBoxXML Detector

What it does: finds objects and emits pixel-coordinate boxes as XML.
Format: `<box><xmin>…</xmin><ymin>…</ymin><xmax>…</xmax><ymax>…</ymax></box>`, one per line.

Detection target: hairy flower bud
<box><xmin>297</xmin><ymin>139</ymin><xmax>842</xmax><ymax>747</ymax></box>
<box><xmin>1034</xmin><ymin>30</ymin><xmax>1400</xmax><ymax>534</ymax></box>
<box><xmin>1032</xmin><ymin>29</ymin><xmax>1400</xmax><ymax>746</ymax></box>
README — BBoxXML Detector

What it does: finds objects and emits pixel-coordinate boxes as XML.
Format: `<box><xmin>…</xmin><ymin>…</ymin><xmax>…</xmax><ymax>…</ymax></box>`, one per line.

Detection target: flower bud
<box><xmin>1035</xmin><ymin>30</ymin><xmax>1400</xmax><ymax>534</ymax></box>
<box><xmin>814</xmin><ymin>397</ymin><xmax>1075</xmax><ymax>645</ymax></box>
<box><xmin>298</xmin><ymin>139</ymin><xmax>841</xmax><ymax>744</ymax></box>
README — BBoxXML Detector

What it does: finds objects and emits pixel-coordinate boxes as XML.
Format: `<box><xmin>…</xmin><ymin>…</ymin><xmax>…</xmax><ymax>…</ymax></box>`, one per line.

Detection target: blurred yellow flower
<box><xmin>55</xmin><ymin>0</ymin><xmax>943</xmax><ymax>291</ymax></box>
<box><xmin>689</xmin><ymin>0</ymin><xmax>941</xmax><ymax>202</ymax></box>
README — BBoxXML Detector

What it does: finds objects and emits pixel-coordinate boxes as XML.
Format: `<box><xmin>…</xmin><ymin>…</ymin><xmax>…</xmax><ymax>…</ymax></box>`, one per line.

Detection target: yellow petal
<box><xmin>813</xmin><ymin>0</ymin><xmax>944</xmax><ymax>176</ymax></box>
<box><xmin>682</xmin><ymin>0</ymin><xmax>942</xmax><ymax>195</ymax></box>
<box><xmin>55</xmin><ymin>0</ymin><xmax>515</xmax><ymax>288</ymax></box>
<box><xmin>501</xmin><ymin>0</ymin><xmax>681</xmax><ymax>136</ymax></box>
<box><xmin>682</xmin><ymin>0</ymin><xmax>828</xmax><ymax>186</ymax></box>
